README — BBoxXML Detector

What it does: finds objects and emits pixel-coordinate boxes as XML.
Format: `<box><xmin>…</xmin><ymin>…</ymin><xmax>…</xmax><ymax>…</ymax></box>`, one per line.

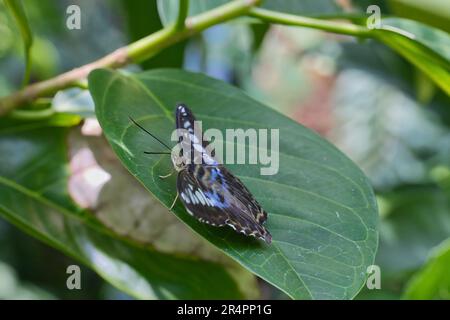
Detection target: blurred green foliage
<box><xmin>0</xmin><ymin>0</ymin><xmax>449</xmax><ymax>299</ymax></box>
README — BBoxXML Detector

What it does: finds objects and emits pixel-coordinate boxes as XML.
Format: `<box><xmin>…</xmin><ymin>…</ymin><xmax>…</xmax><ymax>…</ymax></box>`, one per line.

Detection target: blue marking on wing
<box><xmin>204</xmin><ymin>190</ymin><xmax>227</xmax><ymax>209</ymax></box>
<box><xmin>210</xmin><ymin>167</ymin><xmax>227</xmax><ymax>187</ymax></box>
<box><xmin>210</xmin><ymin>167</ymin><xmax>219</xmax><ymax>180</ymax></box>
<box><xmin>201</xmin><ymin>149</ymin><xmax>218</xmax><ymax>165</ymax></box>
<box><xmin>203</xmin><ymin>167</ymin><xmax>230</xmax><ymax>209</ymax></box>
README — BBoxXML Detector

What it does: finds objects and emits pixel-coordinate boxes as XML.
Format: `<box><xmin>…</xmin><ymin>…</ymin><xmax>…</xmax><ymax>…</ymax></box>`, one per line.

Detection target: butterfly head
<box><xmin>170</xmin><ymin>143</ymin><xmax>187</xmax><ymax>172</ymax></box>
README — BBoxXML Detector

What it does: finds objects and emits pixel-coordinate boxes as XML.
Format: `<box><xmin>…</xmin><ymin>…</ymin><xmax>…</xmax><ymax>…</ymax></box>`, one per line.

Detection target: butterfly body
<box><xmin>172</xmin><ymin>104</ymin><xmax>271</xmax><ymax>244</ymax></box>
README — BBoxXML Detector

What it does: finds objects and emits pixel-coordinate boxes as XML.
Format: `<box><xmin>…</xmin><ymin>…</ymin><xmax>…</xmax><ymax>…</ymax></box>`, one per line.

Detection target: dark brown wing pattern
<box><xmin>177</xmin><ymin>164</ymin><xmax>271</xmax><ymax>244</ymax></box>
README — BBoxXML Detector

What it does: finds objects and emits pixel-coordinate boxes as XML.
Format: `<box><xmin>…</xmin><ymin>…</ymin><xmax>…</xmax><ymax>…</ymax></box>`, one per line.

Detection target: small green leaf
<box><xmin>403</xmin><ymin>238</ymin><xmax>450</xmax><ymax>300</ymax></box>
<box><xmin>4</xmin><ymin>0</ymin><xmax>33</xmax><ymax>85</ymax></box>
<box><xmin>0</xmin><ymin>125</ymin><xmax>246</xmax><ymax>299</ymax></box>
<box><xmin>52</xmin><ymin>88</ymin><xmax>95</xmax><ymax>118</ymax></box>
<box><xmin>374</xmin><ymin>18</ymin><xmax>450</xmax><ymax>95</ymax></box>
<box><xmin>389</xmin><ymin>0</ymin><xmax>450</xmax><ymax>33</ymax></box>
<box><xmin>381</xmin><ymin>18</ymin><xmax>450</xmax><ymax>65</ymax></box>
<box><xmin>89</xmin><ymin>68</ymin><xmax>379</xmax><ymax>299</ymax></box>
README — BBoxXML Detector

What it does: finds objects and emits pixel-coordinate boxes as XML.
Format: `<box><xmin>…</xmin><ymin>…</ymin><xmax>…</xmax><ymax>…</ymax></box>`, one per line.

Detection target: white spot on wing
<box><xmin>189</xmin><ymin>189</ymin><xmax>198</xmax><ymax>204</ymax></box>
<box><xmin>190</xmin><ymin>134</ymin><xmax>200</xmax><ymax>144</ymax></box>
<box><xmin>196</xmin><ymin>190</ymin><xmax>205</xmax><ymax>205</ymax></box>
<box><xmin>185</xmin><ymin>208</ymin><xmax>194</xmax><ymax>216</ymax></box>
<box><xmin>227</xmin><ymin>223</ymin><xmax>237</xmax><ymax>231</ymax></box>
<box><xmin>181</xmin><ymin>192</ymin><xmax>190</xmax><ymax>204</ymax></box>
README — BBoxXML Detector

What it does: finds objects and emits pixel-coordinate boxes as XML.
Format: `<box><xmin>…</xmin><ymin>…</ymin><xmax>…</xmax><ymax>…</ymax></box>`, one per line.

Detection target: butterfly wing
<box><xmin>175</xmin><ymin>103</ymin><xmax>196</xmax><ymax>140</ymax></box>
<box><xmin>177</xmin><ymin>164</ymin><xmax>271</xmax><ymax>244</ymax></box>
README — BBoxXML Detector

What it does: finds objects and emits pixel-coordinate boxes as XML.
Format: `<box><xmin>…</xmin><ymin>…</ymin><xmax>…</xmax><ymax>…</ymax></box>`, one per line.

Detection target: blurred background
<box><xmin>0</xmin><ymin>0</ymin><xmax>449</xmax><ymax>299</ymax></box>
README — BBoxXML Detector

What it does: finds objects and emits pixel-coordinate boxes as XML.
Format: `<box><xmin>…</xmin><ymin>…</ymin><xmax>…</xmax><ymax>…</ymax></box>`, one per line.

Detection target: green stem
<box><xmin>249</xmin><ymin>8</ymin><xmax>371</xmax><ymax>38</ymax></box>
<box><xmin>0</xmin><ymin>0</ymin><xmax>261</xmax><ymax>116</ymax></box>
<box><xmin>128</xmin><ymin>0</ymin><xmax>262</xmax><ymax>63</ymax></box>
<box><xmin>10</xmin><ymin>108</ymin><xmax>55</xmax><ymax>120</ymax></box>
<box><xmin>33</xmin><ymin>97</ymin><xmax>53</xmax><ymax>106</ymax></box>
<box><xmin>73</xmin><ymin>79</ymin><xmax>89</xmax><ymax>90</ymax></box>
<box><xmin>175</xmin><ymin>0</ymin><xmax>189</xmax><ymax>30</ymax></box>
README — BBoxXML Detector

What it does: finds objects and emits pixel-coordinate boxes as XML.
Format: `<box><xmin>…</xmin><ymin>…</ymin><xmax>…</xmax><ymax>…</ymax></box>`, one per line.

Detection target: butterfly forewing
<box><xmin>175</xmin><ymin>104</ymin><xmax>216</xmax><ymax>165</ymax></box>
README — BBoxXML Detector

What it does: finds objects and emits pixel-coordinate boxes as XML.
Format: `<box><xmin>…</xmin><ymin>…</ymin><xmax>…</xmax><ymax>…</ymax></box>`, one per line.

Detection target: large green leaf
<box><xmin>90</xmin><ymin>68</ymin><xmax>379</xmax><ymax>299</ymax></box>
<box><xmin>0</xmin><ymin>124</ymin><xmax>246</xmax><ymax>299</ymax></box>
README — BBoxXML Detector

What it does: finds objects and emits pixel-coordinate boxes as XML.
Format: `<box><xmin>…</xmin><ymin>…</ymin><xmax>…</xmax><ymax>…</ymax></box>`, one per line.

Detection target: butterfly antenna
<box><xmin>129</xmin><ymin>116</ymin><xmax>172</xmax><ymax>150</ymax></box>
<box><xmin>144</xmin><ymin>151</ymin><xmax>171</xmax><ymax>155</ymax></box>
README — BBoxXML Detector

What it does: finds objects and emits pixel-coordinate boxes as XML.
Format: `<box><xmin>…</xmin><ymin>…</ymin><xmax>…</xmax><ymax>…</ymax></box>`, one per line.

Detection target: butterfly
<box><xmin>130</xmin><ymin>104</ymin><xmax>272</xmax><ymax>244</ymax></box>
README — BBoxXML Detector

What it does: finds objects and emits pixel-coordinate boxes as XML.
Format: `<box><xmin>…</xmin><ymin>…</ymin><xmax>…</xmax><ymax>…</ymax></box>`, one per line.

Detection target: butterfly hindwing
<box><xmin>177</xmin><ymin>164</ymin><xmax>271</xmax><ymax>243</ymax></box>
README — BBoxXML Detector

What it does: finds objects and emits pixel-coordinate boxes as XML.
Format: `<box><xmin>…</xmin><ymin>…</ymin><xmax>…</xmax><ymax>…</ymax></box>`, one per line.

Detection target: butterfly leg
<box><xmin>169</xmin><ymin>192</ymin><xmax>179</xmax><ymax>210</ymax></box>
<box><xmin>159</xmin><ymin>170</ymin><xmax>174</xmax><ymax>179</ymax></box>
